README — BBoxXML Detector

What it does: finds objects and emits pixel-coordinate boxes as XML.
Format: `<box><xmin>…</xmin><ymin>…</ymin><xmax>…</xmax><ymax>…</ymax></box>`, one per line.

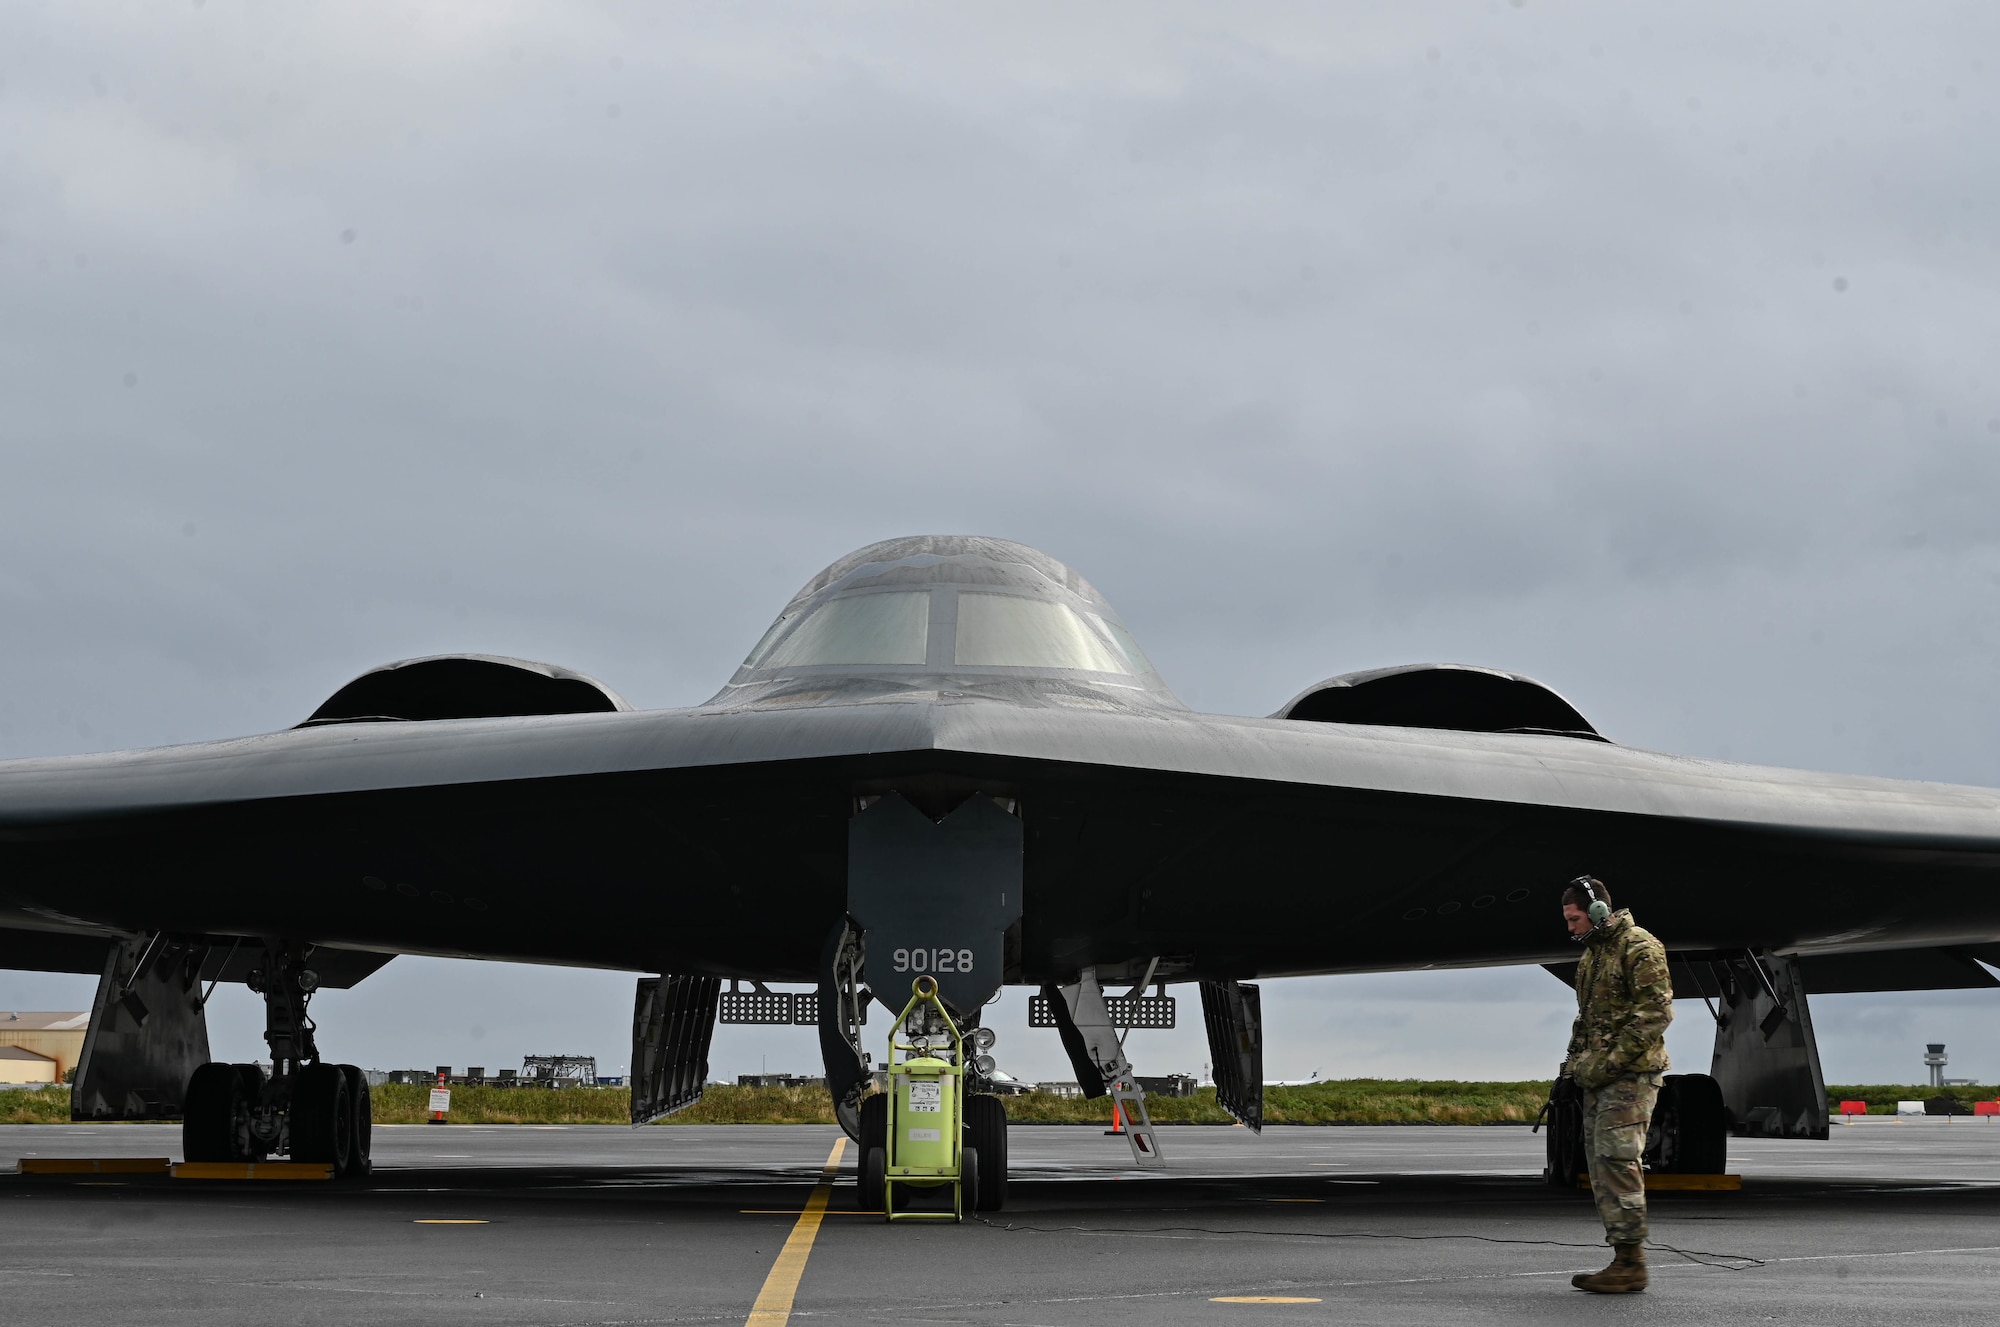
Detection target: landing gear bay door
<box><xmin>632</xmin><ymin>974</ymin><xmax>722</xmax><ymax>1125</ymax></box>
<box><xmin>849</xmin><ymin>793</ymin><xmax>1022</xmax><ymax>1017</ymax></box>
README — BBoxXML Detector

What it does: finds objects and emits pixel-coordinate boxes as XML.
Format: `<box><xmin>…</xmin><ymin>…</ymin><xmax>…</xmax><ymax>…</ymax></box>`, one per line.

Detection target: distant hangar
<box><xmin>0</xmin><ymin>1011</ymin><xmax>86</xmax><ymax>1085</ymax></box>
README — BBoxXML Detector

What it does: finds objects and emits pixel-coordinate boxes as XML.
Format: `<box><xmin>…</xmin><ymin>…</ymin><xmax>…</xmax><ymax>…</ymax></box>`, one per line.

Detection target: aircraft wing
<box><xmin>4</xmin><ymin>695</ymin><xmax>1998</xmax><ymax>982</ymax></box>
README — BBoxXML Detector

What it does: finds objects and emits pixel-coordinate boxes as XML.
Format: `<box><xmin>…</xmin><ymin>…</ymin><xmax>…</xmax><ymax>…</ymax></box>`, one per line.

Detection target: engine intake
<box><xmin>1274</xmin><ymin>663</ymin><xmax>1604</xmax><ymax>740</ymax></box>
<box><xmin>302</xmin><ymin>654</ymin><xmax>629</xmax><ymax>725</ymax></box>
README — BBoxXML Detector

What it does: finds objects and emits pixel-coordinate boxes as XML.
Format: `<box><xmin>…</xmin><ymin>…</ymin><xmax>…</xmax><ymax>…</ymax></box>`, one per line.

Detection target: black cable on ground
<box><xmin>969</xmin><ymin>1214</ymin><xmax>1768</xmax><ymax>1269</ymax></box>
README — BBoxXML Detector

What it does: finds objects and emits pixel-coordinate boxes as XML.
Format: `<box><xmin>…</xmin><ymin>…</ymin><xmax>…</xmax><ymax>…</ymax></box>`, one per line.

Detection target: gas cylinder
<box><xmin>893</xmin><ymin>1055</ymin><xmax>958</xmax><ymax>1180</ymax></box>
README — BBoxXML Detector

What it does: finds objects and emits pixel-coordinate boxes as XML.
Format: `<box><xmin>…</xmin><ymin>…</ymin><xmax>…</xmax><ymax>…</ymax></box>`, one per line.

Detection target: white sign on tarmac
<box><xmin>429</xmin><ymin>1088</ymin><xmax>452</xmax><ymax>1114</ymax></box>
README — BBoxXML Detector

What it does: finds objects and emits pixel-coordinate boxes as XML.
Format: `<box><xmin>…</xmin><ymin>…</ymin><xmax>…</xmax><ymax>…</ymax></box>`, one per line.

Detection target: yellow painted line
<box><xmin>17</xmin><ymin>1157</ymin><xmax>171</xmax><ymax>1175</ymax></box>
<box><xmin>743</xmin><ymin>1138</ymin><xmax>847</xmax><ymax>1327</ymax></box>
<box><xmin>413</xmin><ymin>1219</ymin><xmax>490</xmax><ymax>1225</ymax></box>
<box><xmin>1212</xmin><ymin>1296</ymin><xmax>1323</xmax><ymax>1304</ymax></box>
<box><xmin>739</xmin><ymin>1209</ymin><xmax>876</xmax><ymax>1216</ymax></box>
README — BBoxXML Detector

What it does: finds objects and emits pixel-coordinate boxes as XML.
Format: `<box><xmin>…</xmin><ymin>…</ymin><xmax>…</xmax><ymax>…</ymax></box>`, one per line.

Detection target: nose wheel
<box><xmin>857</xmin><ymin>1093</ymin><xmax>888</xmax><ymax>1211</ymax></box>
<box><xmin>963</xmin><ymin>1093</ymin><xmax>1007</xmax><ymax>1211</ymax></box>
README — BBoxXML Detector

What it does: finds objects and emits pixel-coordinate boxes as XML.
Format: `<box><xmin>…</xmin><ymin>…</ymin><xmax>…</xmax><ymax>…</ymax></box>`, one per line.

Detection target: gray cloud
<box><xmin>4</xmin><ymin>1</ymin><xmax>1999</xmax><ymax>1084</ymax></box>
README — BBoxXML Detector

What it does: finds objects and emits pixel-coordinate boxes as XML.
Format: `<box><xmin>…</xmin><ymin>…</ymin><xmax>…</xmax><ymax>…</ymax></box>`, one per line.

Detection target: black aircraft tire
<box><xmin>858</xmin><ymin>1093</ymin><xmax>887</xmax><ymax>1181</ymax></box>
<box><xmin>1542</xmin><ymin>1076</ymin><xmax>1586</xmax><ymax>1191</ymax></box>
<box><xmin>959</xmin><ymin>1146</ymin><xmax>979</xmax><ymax>1220</ymax></box>
<box><xmin>339</xmin><ymin>1065</ymin><xmax>372</xmax><ymax>1176</ymax></box>
<box><xmin>291</xmin><ymin>1063</ymin><xmax>353</xmax><ymax>1172</ymax></box>
<box><xmin>964</xmin><ymin>1094</ymin><xmax>1007</xmax><ymax>1211</ymax></box>
<box><xmin>182</xmin><ymin>1063</ymin><xmax>241</xmax><ymax>1163</ymax></box>
<box><xmin>859</xmin><ymin>1093</ymin><xmax>886</xmax><ymax>1149</ymax></box>
<box><xmin>861</xmin><ymin>1146</ymin><xmax>887</xmax><ymax>1215</ymax></box>
<box><xmin>1659</xmin><ymin>1073</ymin><xmax>1729</xmax><ymax>1175</ymax></box>
<box><xmin>232</xmin><ymin>1062</ymin><xmax>267</xmax><ymax>1101</ymax></box>
<box><xmin>231</xmin><ymin>1063</ymin><xmax>269</xmax><ymax>1160</ymax></box>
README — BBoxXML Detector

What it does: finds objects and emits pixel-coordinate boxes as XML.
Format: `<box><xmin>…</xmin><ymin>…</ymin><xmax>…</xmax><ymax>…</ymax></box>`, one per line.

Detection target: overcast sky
<box><xmin>5</xmin><ymin>1</ymin><xmax>2000</xmax><ymax>1089</ymax></box>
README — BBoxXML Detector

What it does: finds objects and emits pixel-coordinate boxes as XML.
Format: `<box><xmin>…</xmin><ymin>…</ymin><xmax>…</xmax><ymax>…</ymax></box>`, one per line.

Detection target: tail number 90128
<box><xmin>892</xmin><ymin>947</ymin><xmax>974</xmax><ymax>974</ymax></box>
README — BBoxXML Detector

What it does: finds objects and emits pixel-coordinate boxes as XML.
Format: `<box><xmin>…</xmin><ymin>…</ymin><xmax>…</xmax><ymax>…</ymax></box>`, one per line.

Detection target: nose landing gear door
<box><xmin>847</xmin><ymin>792</ymin><xmax>1023</xmax><ymax>1022</ymax></box>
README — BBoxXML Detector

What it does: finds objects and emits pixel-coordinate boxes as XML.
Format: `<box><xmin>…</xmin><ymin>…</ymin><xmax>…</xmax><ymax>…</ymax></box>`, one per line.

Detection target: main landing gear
<box><xmin>181</xmin><ymin>942</ymin><xmax>372</xmax><ymax>1175</ymax></box>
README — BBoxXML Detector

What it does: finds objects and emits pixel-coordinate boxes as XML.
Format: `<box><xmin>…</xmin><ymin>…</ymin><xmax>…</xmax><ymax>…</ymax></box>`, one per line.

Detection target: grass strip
<box><xmin>7</xmin><ymin>1080</ymin><xmax>1987</xmax><ymax>1127</ymax></box>
<box><xmin>0</xmin><ymin>1088</ymin><xmax>70</xmax><ymax>1124</ymax></box>
<box><xmin>373</xmin><ymin>1080</ymin><xmax>1560</xmax><ymax>1125</ymax></box>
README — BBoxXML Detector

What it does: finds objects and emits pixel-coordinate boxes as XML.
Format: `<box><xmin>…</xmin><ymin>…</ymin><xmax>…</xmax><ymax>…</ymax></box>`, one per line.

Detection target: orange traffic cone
<box><xmin>1105</xmin><ymin>1100</ymin><xmax>1126</xmax><ymax>1136</ymax></box>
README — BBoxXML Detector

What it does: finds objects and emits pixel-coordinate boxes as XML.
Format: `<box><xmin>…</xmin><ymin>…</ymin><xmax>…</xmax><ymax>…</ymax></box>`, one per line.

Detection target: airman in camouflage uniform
<box><xmin>1561</xmin><ymin>876</ymin><xmax>1672</xmax><ymax>1294</ymax></box>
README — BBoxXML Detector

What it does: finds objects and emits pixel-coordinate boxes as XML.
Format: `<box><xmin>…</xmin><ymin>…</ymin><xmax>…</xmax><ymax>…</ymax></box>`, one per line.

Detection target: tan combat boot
<box><xmin>1570</xmin><ymin>1242</ymin><xmax>1648</xmax><ymax>1293</ymax></box>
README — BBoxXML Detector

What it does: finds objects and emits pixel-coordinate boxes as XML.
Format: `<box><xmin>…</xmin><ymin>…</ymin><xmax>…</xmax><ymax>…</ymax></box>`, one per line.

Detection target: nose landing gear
<box><xmin>869</xmin><ymin>976</ymin><xmax>998</xmax><ymax>1220</ymax></box>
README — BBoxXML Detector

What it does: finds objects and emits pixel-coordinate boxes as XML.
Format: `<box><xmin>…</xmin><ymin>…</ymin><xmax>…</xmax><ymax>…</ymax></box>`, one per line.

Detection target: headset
<box><xmin>1569</xmin><ymin>875</ymin><xmax>1610</xmax><ymax>932</ymax></box>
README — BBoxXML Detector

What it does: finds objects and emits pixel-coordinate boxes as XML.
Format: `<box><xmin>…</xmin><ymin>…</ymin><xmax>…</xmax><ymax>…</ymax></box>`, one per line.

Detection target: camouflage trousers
<box><xmin>1582</xmin><ymin>1072</ymin><xmax>1661</xmax><ymax>1246</ymax></box>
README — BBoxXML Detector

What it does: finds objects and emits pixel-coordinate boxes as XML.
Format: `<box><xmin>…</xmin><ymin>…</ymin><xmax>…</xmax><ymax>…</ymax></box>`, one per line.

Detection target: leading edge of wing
<box><xmin>1</xmin><ymin>699</ymin><xmax>1996</xmax><ymax>848</ymax></box>
<box><xmin>0</xmin><ymin>704</ymin><xmax>928</xmax><ymax>827</ymax></box>
<box><xmin>920</xmin><ymin>704</ymin><xmax>2000</xmax><ymax>848</ymax></box>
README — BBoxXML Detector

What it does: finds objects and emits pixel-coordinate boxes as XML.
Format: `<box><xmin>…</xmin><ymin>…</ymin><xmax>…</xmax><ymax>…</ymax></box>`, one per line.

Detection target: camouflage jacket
<box><xmin>1564</xmin><ymin>909</ymin><xmax>1672</xmax><ymax>1089</ymax></box>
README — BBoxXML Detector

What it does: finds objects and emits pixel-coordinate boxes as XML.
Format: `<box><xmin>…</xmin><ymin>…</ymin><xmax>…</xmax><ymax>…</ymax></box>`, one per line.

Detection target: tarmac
<box><xmin>6</xmin><ymin>1116</ymin><xmax>2000</xmax><ymax>1325</ymax></box>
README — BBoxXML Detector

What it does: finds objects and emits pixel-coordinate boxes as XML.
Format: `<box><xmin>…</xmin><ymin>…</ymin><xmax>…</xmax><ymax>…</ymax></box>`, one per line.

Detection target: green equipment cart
<box><xmin>864</xmin><ymin>975</ymin><xmax>979</xmax><ymax>1220</ymax></box>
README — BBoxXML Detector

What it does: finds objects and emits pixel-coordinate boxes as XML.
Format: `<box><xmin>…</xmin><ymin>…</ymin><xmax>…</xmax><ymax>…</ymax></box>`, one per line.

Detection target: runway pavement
<box><xmin>6</xmin><ymin>1117</ymin><xmax>2000</xmax><ymax>1325</ymax></box>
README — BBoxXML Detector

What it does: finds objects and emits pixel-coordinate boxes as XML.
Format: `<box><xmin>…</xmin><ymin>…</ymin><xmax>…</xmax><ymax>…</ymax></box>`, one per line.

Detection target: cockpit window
<box><xmin>1087</xmin><ymin>612</ymin><xmax>1158</xmax><ymax>675</ymax></box>
<box><xmin>757</xmin><ymin>591</ymin><xmax>930</xmax><ymax>668</ymax></box>
<box><xmin>742</xmin><ymin>613</ymin><xmax>797</xmax><ymax>667</ymax></box>
<box><xmin>954</xmin><ymin>593</ymin><xmax>1130</xmax><ymax>672</ymax></box>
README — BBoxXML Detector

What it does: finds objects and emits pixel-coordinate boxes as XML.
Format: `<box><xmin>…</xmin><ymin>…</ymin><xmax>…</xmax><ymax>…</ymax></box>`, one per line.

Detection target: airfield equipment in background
<box><xmin>521</xmin><ymin>1054</ymin><xmax>597</xmax><ymax>1087</ymax></box>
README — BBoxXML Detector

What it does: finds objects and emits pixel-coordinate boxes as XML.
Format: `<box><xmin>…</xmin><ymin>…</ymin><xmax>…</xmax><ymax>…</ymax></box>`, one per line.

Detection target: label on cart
<box><xmin>907</xmin><ymin>1082</ymin><xmax>942</xmax><ymax>1112</ymax></box>
<box><xmin>907</xmin><ymin>1128</ymin><xmax>941</xmax><ymax>1142</ymax></box>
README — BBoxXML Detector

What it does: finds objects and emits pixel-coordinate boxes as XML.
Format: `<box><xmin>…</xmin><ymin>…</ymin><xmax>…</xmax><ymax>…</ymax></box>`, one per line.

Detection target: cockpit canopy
<box><xmin>706</xmin><ymin>536</ymin><xmax>1182</xmax><ymax>710</ymax></box>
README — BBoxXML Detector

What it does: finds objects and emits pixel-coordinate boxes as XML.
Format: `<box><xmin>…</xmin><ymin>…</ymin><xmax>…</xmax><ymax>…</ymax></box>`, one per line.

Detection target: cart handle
<box><xmin>888</xmin><ymin>976</ymin><xmax>965</xmax><ymax>1065</ymax></box>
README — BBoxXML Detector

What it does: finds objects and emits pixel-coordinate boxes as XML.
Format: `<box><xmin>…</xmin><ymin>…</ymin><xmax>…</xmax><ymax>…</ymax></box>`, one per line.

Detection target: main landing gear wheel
<box><xmin>964</xmin><ymin>1093</ymin><xmax>1007</xmax><ymax>1211</ymax></box>
<box><xmin>232</xmin><ymin>1061</ymin><xmax>267</xmax><ymax>1100</ymax></box>
<box><xmin>233</xmin><ymin>1063</ymin><xmax>270</xmax><ymax>1160</ymax></box>
<box><xmin>857</xmin><ymin>1094</ymin><xmax>888</xmax><ymax>1212</ymax></box>
<box><xmin>183</xmin><ymin>1062</ymin><xmax>252</xmax><ymax>1163</ymax></box>
<box><xmin>291</xmin><ymin>1062</ymin><xmax>354</xmax><ymax>1173</ymax></box>
<box><xmin>338</xmin><ymin>1064</ymin><xmax>372</xmax><ymax>1176</ymax></box>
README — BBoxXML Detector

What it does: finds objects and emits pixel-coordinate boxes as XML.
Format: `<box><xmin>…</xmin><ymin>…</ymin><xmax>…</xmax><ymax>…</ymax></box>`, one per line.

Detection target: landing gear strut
<box><xmin>180</xmin><ymin>942</ymin><xmax>371</xmax><ymax>1176</ymax></box>
<box><xmin>818</xmin><ymin>920</ymin><xmax>873</xmax><ymax>1141</ymax></box>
